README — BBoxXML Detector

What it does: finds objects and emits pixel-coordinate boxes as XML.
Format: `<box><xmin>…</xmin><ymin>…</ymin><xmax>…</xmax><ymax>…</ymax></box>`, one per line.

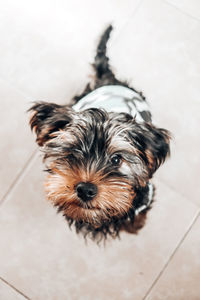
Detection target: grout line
<box><xmin>162</xmin><ymin>0</ymin><xmax>200</xmax><ymax>23</ymax></box>
<box><xmin>0</xmin><ymin>149</ymin><xmax>38</xmax><ymax>206</ymax></box>
<box><xmin>0</xmin><ymin>277</ymin><xmax>31</xmax><ymax>300</ymax></box>
<box><xmin>143</xmin><ymin>210</ymin><xmax>200</xmax><ymax>299</ymax></box>
<box><xmin>0</xmin><ymin>0</ymin><xmax>145</xmax><ymax>104</ymax></box>
<box><xmin>111</xmin><ymin>0</ymin><xmax>145</xmax><ymax>46</ymax></box>
<box><xmin>156</xmin><ymin>177</ymin><xmax>200</xmax><ymax>209</ymax></box>
<box><xmin>0</xmin><ymin>76</ymin><xmax>33</xmax><ymax>102</ymax></box>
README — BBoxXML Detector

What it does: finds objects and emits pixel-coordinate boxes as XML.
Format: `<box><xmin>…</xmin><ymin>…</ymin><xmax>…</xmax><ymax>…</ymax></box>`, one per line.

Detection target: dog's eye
<box><xmin>111</xmin><ymin>154</ymin><xmax>122</xmax><ymax>166</ymax></box>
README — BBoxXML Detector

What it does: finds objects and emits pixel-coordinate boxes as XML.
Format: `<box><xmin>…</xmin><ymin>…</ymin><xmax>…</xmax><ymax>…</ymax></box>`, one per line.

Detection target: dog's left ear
<box><xmin>130</xmin><ymin>122</ymin><xmax>171</xmax><ymax>177</ymax></box>
<box><xmin>28</xmin><ymin>102</ymin><xmax>74</xmax><ymax>146</ymax></box>
<box><xmin>141</xmin><ymin>123</ymin><xmax>171</xmax><ymax>176</ymax></box>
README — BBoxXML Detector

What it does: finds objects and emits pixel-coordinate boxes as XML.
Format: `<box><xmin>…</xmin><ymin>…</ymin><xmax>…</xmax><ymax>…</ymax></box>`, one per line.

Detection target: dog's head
<box><xmin>29</xmin><ymin>102</ymin><xmax>170</xmax><ymax>227</ymax></box>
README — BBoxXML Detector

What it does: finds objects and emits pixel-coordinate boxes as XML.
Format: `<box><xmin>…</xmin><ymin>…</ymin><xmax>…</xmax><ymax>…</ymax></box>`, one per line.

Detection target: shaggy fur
<box><xmin>29</xmin><ymin>25</ymin><xmax>170</xmax><ymax>241</ymax></box>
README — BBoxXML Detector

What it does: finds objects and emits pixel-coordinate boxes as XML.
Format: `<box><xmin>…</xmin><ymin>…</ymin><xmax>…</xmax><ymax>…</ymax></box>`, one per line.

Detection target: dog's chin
<box><xmin>58</xmin><ymin>200</ymin><xmax>128</xmax><ymax>228</ymax></box>
<box><xmin>76</xmin><ymin>198</ymin><xmax>100</xmax><ymax>210</ymax></box>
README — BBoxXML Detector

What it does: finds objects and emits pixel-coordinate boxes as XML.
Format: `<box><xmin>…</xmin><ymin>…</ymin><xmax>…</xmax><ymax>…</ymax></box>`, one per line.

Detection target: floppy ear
<box><xmin>129</xmin><ymin>122</ymin><xmax>171</xmax><ymax>177</ymax></box>
<box><xmin>141</xmin><ymin>123</ymin><xmax>171</xmax><ymax>176</ymax></box>
<box><xmin>28</xmin><ymin>102</ymin><xmax>74</xmax><ymax>146</ymax></box>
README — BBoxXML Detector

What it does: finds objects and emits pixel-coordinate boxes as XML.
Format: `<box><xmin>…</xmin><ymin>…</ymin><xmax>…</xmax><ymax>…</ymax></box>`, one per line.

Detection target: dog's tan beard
<box><xmin>45</xmin><ymin>166</ymin><xmax>135</xmax><ymax>226</ymax></box>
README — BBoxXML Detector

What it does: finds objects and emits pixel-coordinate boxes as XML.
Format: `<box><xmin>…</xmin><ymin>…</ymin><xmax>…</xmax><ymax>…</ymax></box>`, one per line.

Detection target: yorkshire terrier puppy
<box><xmin>29</xmin><ymin>25</ymin><xmax>170</xmax><ymax>240</ymax></box>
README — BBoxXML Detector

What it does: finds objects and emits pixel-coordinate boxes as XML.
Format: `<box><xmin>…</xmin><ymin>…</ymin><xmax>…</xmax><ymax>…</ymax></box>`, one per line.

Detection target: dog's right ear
<box><xmin>28</xmin><ymin>102</ymin><xmax>74</xmax><ymax>146</ymax></box>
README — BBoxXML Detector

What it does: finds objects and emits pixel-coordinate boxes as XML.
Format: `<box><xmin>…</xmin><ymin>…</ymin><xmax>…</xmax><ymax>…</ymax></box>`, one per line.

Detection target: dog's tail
<box><xmin>93</xmin><ymin>25</ymin><xmax>114</xmax><ymax>79</ymax></box>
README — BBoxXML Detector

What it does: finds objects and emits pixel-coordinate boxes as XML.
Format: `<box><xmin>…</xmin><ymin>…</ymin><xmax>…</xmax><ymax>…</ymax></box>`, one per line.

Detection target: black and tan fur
<box><xmin>29</xmin><ymin>25</ymin><xmax>170</xmax><ymax>241</ymax></box>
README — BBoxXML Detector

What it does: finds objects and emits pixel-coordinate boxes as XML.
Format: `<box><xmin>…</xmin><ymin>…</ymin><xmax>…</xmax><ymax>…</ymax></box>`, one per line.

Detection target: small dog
<box><xmin>29</xmin><ymin>25</ymin><xmax>170</xmax><ymax>240</ymax></box>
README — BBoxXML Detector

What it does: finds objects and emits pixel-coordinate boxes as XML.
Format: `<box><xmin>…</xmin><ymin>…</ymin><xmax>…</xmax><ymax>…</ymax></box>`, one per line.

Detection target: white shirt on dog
<box><xmin>73</xmin><ymin>85</ymin><xmax>151</xmax><ymax>123</ymax></box>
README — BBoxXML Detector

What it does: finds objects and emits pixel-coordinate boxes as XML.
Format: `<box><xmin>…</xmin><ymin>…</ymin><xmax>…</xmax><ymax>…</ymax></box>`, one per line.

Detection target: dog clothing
<box><xmin>73</xmin><ymin>85</ymin><xmax>152</xmax><ymax>123</ymax></box>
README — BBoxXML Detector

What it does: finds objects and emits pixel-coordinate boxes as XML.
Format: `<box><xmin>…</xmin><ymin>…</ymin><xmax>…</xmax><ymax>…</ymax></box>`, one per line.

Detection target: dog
<box><xmin>29</xmin><ymin>25</ymin><xmax>170</xmax><ymax>240</ymax></box>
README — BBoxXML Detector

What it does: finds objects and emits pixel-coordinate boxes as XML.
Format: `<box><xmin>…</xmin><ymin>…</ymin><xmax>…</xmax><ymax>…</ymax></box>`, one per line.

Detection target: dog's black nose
<box><xmin>76</xmin><ymin>182</ymin><xmax>98</xmax><ymax>202</ymax></box>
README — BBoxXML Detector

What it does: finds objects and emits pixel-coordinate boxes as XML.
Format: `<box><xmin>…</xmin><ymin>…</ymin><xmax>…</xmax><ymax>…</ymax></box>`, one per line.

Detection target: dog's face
<box><xmin>29</xmin><ymin>102</ymin><xmax>170</xmax><ymax>227</ymax></box>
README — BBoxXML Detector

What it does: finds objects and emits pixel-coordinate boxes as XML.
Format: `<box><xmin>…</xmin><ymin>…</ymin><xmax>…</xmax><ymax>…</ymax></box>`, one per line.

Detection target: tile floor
<box><xmin>0</xmin><ymin>0</ymin><xmax>200</xmax><ymax>299</ymax></box>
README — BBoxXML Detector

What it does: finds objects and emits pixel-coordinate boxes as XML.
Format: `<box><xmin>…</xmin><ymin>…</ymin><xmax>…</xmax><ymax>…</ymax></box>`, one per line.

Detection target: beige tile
<box><xmin>1</xmin><ymin>1</ymin><xmax>200</xmax><ymax>299</ymax></box>
<box><xmin>0</xmin><ymin>279</ymin><xmax>26</xmax><ymax>300</ymax></box>
<box><xmin>0</xmin><ymin>153</ymin><xmax>198</xmax><ymax>300</ymax></box>
<box><xmin>146</xmin><ymin>214</ymin><xmax>200</xmax><ymax>300</ymax></box>
<box><xmin>0</xmin><ymin>0</ymin><xmax>141</xmax><ymax>101</ymax></box>
<box><xmin>166</xmin><ymin>0</ymin><xmax>200</xmax><ymax>20</ymax></box>
<box><xmin>110</xmin><ymin>0</ymin><xmax>200</xmax><ymax>206</ymax></box>
<box><xmin>0</xmin><ymin>79</ymin><xmax>36</xmax><ymax>201</ymax></box>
